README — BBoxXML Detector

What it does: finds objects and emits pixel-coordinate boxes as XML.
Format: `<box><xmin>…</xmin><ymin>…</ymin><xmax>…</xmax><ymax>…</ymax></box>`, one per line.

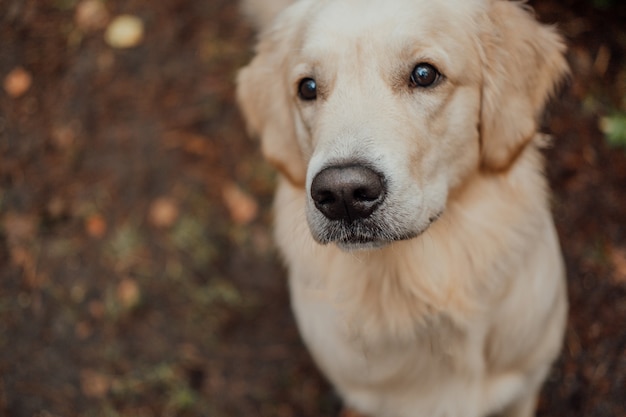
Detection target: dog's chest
<box><xmin>289</xmin><ymin>273</ymin><xmax>481</xmax><ymax>385</ymax></box>
<box><xmin>288</xmin><ymin>275</ymin><xmax>492</xmax><ymax>416</ymax></box>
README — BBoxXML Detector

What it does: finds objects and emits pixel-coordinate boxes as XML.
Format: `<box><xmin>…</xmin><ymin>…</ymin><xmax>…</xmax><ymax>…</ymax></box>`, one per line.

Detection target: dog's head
<box><xmin>237</xmin><ymin>0</ymin><xmax>568</xmax><ymax>250</ymax></box>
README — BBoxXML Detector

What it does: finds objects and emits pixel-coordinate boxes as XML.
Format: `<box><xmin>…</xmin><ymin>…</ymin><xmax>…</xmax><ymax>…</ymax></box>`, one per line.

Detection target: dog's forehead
<box><xmin>291</xmin><ymin>0</ymin><xmax>486</xmax><ymax>82</ymax></box>
<box><xmin>291</xmin><ymin>0</ymin><xmax>488</xmax><ymax>75</ymax></box>
<box><xmin>300</xmin><ymin>0</ymin><xmax>486</xmax><ymax>50</ymax></box>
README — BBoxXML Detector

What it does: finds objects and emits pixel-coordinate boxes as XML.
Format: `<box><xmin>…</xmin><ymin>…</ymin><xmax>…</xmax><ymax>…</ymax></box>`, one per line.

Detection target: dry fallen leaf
<box><xmin>85</xmin><ymin>213</ymin><xmax>107</xmax><ymax>238</ymax></box>
<box><xmin>46</xmin><ymin>196</ymin><xmax>68</xmax><ymax>220</ymax></box>
<box><xmin>104</xmin><ymin>14</ymin><xmax>144</xmax><ymax>49</ymax></box>
<box><xmin>75</xmin><ymin>0</ymin><xmax>110</xmax><ymax>32</ymax></box>
<box><xmin>222</xmin><ymin>183</ymin><xmax>258</xmax><ymax>225</ymax></box>
<box><xmin>117</xmin><ymin>278</ymin><xmax>140</xmax><ymax>309</ymax></box>
<box><xmin>148</xmin><ymin>197</ymin><xmax>179</xmax><ymax>228</ymax></box>
<box><xmin>80</xmin><ymin>369</ymin><xmax>110</xmax><ymax>398</ymax></box>
<box><xmin>3</xmin><ymin>67</ymin><xmax>32</xmax><ymax>98</ymax></box>
<box><xmin>9</xmin><ymin>246</ymin><xmax>45</xmax><ymax>289</ymax></box>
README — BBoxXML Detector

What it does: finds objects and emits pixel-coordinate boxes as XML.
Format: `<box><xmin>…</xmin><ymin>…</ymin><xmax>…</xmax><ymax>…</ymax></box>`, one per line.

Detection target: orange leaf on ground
<box><xmin>148</xmin><ymin>197</ymin><xmax>179</xmax><ymax>228</ymax></box>
<box><xmin>117</xmin><ymin>278</ymin><xmax>141</xmax><ymax>309</ymax></box>
<box><xmin>85</xmin><ymin>214</ymin><xmax>107</xmax><ymax>238</ymax></box>
<box><xmin>3</xmin><ymin>67</ymin><xmax>32</xmax><ymax>98</ymax></box>
<box><xmin>75</xmin><ymin>0</ymin><xmax>110</xmax><ymax>32</ymax></box>
<box><xmin>222</xmin><ymin>182</ymin><xmax>258</xmax><ymax>225</ymax></box>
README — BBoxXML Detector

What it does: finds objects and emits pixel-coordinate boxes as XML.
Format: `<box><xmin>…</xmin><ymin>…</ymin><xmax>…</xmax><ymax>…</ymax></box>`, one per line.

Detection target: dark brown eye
<box><xmin>410</xmin><ymin>63</ymin><xmax>440</xmax><ymax>88</ymax></box>
<box><xmin>298</xmin><ymin>78</ymin><xmax>317</xmax><ymax>100</ymax></box>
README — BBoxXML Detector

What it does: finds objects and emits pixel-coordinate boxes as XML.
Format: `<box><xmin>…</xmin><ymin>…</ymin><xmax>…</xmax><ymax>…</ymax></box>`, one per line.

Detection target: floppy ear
<box><xmin>480</xmin><ymin>1</ymin><xmax>569</xmax><ymax>171</ymax></box>
<box><xmin>236</xmin><ymin>8</ymin><xmax>307</xmax><ymax>187</ymax></box>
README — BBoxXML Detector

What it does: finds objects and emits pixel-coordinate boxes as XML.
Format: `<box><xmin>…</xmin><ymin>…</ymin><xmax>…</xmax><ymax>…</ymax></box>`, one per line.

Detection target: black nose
<box><xmin>310</xmin><ymin>165</ymin><xmax>385</xmax><ymax>222</ymax></box>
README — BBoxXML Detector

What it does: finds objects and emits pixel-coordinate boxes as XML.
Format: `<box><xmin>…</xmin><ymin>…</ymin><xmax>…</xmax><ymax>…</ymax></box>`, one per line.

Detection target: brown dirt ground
<box><xmin>0</xmin><ymin>0</ymin><xmax>625</xmax><ymax>416</ymax></box>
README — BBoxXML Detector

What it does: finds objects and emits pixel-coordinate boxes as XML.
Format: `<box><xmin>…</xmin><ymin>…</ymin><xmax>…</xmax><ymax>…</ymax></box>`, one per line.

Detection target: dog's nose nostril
<box><xmin>315</xmin><ymin>190</ymin><xmax>337</xmax><ymax>206</ymax></box>
<box><xmin>354</xmin><ymin>186</ymin><xmax>380</xmax><ymax>202</ymax></box>
<box><xmin>311</xmin><ymin>165</ymin><xmax>385</xmax><ymax>222</ymax></box>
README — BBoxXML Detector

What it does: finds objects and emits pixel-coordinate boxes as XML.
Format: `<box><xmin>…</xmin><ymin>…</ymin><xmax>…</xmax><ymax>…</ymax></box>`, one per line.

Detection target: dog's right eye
<box><xmin>298</xmin><ymin>78</ymin><xmax>318</xmax><ymax>101</ymax></box>
<box><xmin>410</xmin><ymin>63</ymin><xmax>441</xmax><ymax>88</ymax></box>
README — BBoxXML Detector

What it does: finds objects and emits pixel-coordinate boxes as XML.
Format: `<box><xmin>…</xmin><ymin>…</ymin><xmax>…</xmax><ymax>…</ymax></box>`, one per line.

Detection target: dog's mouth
<box><xmin>311</xmin><ymin>210</ymin><xmax>443</xmax><ymax>251</ymax></box>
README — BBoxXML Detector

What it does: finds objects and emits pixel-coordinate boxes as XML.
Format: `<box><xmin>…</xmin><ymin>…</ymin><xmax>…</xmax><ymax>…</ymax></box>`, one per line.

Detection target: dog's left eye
<box><xmin>410</xmin><ymin>63</ymin><xmax>441</xmax><ymax>88</ymax></box>
<box><xmin>298</xmin><ymin>78</ymin><xmax>318</xmax><ymax>101</ymax></box>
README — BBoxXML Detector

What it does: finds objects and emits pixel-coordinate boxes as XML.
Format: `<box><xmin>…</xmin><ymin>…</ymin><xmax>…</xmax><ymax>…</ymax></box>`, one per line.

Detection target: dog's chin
<box><xmin>308</xmin><ymin>211</ymin><xmax>444</xmax><ymax>252</ymax></box>
<box><xmin>310</xmin><ymin>222</ymin><xmax>424</xmax><ymax>252</ymax></box>
<box><xmin>335</xmin><ymin>237</ymin><xmax>411</xmax><ymax>252</ymax></box>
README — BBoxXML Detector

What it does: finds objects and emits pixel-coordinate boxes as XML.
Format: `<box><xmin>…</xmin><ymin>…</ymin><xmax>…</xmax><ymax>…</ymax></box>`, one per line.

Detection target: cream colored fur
<box><xmin>237</xmin><ymin>1</ymin><xmax>568</xmax><ymax>416</ymax></box>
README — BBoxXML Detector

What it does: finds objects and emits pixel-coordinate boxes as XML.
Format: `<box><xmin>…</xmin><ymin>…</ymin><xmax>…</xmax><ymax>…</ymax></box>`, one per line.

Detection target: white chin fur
<box><xmin>335</xmin><ymin>240</ymin><xmax>389</xmax><ymax>252</ymax></box>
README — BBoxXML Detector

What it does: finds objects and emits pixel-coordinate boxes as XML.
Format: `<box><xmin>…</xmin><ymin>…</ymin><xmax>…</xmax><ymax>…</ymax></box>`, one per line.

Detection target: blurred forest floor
<box><xmin>0</xmin><ymin>0</ymin><xmax>625</xmax><ymax>416</ymax></box>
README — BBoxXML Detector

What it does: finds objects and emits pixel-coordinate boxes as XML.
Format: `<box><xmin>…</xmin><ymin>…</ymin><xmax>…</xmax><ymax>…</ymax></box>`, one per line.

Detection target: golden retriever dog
<box><xmin>237</xmin><ymin>1</ymin><xmax>569</xmax><ymax>416</ymax></box>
